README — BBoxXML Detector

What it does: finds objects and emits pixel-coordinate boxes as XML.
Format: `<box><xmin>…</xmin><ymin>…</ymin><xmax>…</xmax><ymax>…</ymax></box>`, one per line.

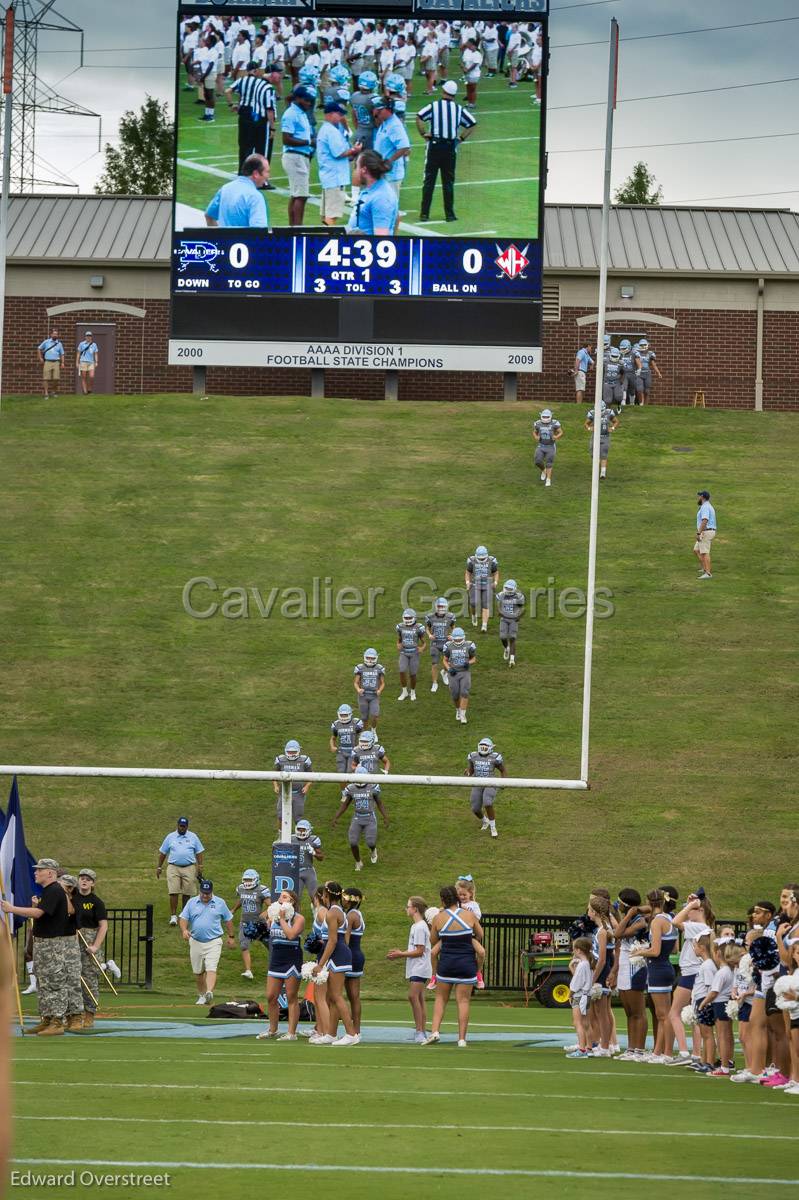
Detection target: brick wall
<box><xmin>6</xmin><ymin>294</ymin><xmax>797</xmax><ymax>410</ymax></box>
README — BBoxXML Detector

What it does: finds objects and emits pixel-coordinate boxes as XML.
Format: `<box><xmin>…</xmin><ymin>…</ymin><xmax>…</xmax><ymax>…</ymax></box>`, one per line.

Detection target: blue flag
<box><xmin>0</xmin><ymin>776</ymin><xmax>36</xmax><ymax>933</ymax></box>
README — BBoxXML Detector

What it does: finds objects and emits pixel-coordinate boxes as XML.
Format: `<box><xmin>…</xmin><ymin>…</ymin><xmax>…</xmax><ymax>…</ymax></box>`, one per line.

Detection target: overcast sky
<box><xmin>29</xmin><ymin>0</ymin><xmax>799</xmax><ymax>208</ymax></box>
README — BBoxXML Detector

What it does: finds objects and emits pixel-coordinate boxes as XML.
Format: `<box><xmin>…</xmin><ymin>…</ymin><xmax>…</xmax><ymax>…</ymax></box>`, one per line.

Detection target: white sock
<box><xmin>489</xmin><ymin>820</ymin><xmax>497</xmax><ymax>832</ymax></box>
<box><xmin>205</xmin><ymin>108</ymin><xmax>213</xmax><ymax>117</ymax></box>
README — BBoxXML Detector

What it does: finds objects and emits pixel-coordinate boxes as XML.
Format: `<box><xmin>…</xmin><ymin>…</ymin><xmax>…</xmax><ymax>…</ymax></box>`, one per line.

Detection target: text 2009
<box><xmin>507</xmin><ymin>354</ymin><xmax>537</xmax><ymax>365</ymax></box>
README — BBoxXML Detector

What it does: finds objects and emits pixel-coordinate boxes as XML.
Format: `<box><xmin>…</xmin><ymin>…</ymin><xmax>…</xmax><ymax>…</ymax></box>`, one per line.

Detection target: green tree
<box><xmin>614</xmin><ymin>161</ymin><xmax>663</xmax><ymax>205</ymax></box>
<box><xmin>96</xmin><ymin>97</ymin><xmax>174</xmax><ymax>196</ymax></box>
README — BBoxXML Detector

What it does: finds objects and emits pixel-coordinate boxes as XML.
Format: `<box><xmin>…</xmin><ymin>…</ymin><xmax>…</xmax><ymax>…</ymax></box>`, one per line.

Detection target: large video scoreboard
<box><xmin>169</xmin><ymin>0</ymin><xmax>548</xmax><ymax>373</ymax></box>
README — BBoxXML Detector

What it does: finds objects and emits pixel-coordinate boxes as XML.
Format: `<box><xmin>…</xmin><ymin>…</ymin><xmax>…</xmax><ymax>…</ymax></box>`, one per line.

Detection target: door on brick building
<box><xmin>73</xmin><ymin>322</ymin><xmax>116</xmax><ymax>394</ymax></box>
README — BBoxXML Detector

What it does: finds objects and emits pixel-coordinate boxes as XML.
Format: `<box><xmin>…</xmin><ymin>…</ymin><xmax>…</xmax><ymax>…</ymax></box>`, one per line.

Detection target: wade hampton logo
<box><xmin>494</xmin><ymin>243</ymin><xmax>530</xmax><ymax>281</ymax></box>
<box><xmin>177</xmin><ymin>240</ymin><xmax>224</xmax><ymax>273</ymax></box>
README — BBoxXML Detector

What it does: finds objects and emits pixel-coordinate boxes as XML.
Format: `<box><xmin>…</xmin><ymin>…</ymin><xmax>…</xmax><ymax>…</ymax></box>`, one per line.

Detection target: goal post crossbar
<box><xmin>0</xmin><ymin>765</ymin><xmax>588</xmax><ymax>791</ymax></box>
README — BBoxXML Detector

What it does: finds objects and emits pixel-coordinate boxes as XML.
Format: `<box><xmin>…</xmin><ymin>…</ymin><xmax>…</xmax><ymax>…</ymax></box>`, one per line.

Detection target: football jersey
<box><xmin>291</xmin><ymin>833</ymin><xmax>322</xmax><ymax>872</ymax></box>
<box><xmin>396</xmin><ymin>621</ymin><xmax>425</xmax><ymax>651</ymax></box>
<box><xmin>235</xmin><ymin>882</ymin><xmax>271</xmax><ymax>917</ymax></box>
<box><xmin>603</xmin><ymin>361</ymin><xmax>623</xmax><ymax>385</ymax></box>
<box><xmin>444</xmin><ymin>639</ymin><xmax>476</xmax><ymax>670</ymax></box>
<box><xmin>331</xmin><ymin>717</ymin><xmax>364</xmax><ymax>753</ymax></box>
<box><xmin>496</xmin><ymin>589</ymin><xmax>525</xmax><ymax>619</ymax></box>
<box><xmin>351</xmin><ymin>744</ymin><xmax>387</xmax><ymax>773</ymax></box>
<box><xmin>621</xmin><ymin>350</ymin><xmax>637</xmax><ymax>374</ymax></box>
<box><xmin>354</xmin><ymin>662</ymin><xmax>385</xmax><ymax>694</ymax></box>
<box><xmin>533</xmin><ymin>419</ymin><xmax>561</xmax><ymax>445</ymax></box>
<box><xmin>586</xmin><ymin>409</ymin><xmax>616</xmax><ymax>435</ymax></box>
<box><xmin>274</xmin><ymin>753</ymin><xmax>312</xmax><ymax>789</ymax></box>
<box><xmin>344</xmin><ymin>782</ymin><xmax>380</xmax><ymax>816</ymax></box>
<box><xmin>426</xmin><ymin>610</ymin><xmax>456</xmax><ymax>647</ymax></box>
<box><xmin>467</xmin><ymin>749</ymin><xmax>504</xmax><ymax>778</ymax></box>
<box><xmin>466</xmin><ymin>554</ymin><xmax>498</xmax><ymax>581</ymax></box>
<box><xmin>637</xmin><ymin>348</ymin><xmax>656</xmax><ymax>369</ymax></box>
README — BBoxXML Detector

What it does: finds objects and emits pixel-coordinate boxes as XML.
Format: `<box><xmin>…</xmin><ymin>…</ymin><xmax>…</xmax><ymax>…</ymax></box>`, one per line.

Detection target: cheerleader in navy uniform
<box><xmin>344</xmin><ymin>886</ymin><xmax>365</xmax><ymax>1035</ymax></box>
<box><xmin>423</xmin><ymin>885</ymin><xmax>484</xmax><ymax>1047</ymax></box>
<box><xmin>633</xmin><ymin>888</ymin><xmax>679</xmax><ymax>1062</ymax></box>
<box><xmin>587</xmin><ymin>895</ymin><xmax>615</xmax><ymax>1056</ymax></box>
<box><xmin>257</xmin><ymin>890</ymin><xmax>305</xmax><ymax>1042</ymax></box>
<box><xmin>307</xmin><ymin>887</ymin><xmax>331</xmax><ymax>1044</ymax></box>
<box><xmin>610</xmin><ymin>887</ymin><xmax>650</xmax><ymax>1061</ymax></box>
<box><xmin>313</xmin><ymin>881</ymin><xmax>359</xmax><ymax>1046</ymax></box>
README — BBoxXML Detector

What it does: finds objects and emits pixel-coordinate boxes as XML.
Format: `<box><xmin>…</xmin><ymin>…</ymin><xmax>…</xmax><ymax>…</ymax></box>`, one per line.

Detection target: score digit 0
<box><xmin>462</xmin><ymin>249</ymin><xmax>483</xmax><ymax>275</ymax></box>
<box><xmin>229</xmin><ymin>243</ymin><xmax>250</xmax><ymax>270</ymax></box>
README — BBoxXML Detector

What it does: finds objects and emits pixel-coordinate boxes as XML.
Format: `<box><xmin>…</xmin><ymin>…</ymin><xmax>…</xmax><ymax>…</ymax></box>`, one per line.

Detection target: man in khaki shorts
<box><xmin>156</xmin><ymin>816</ymin><xmax>205</xmax><ymax>926</ymax></box>
<box><xmin>180</xmin><ymin>879</ymin><xmax>235</xmax><ymax>1006</ymax></box>
<box><xmin>37</xmin><ymin>329</ymin><xmax>64</xmax><ymax>398</ymax></box>
<box><xmin>280</xmin><ymin>85</ymin><xmax>315</xmax><ymax>225</ymax></box>
<box><xmin>694</xmin><ymin>489</ymin><xmax>717</xmax><ymax>580</ymax></box>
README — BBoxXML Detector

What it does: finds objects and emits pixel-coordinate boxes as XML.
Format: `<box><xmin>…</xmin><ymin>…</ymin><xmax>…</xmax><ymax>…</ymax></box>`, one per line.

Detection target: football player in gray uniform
<box><xmin>292</xmin><ymin>819</ymin><xmax>324</xmax><ymax>901</ymax></box>
<box><xmin>350</xmin><ymin>728</ymin><xmax>391</xmax><ymax>775</ymax></box>
<box><xmin>425</xmin><ymin>596</ymin><xmax>456</xmax><ymax>693</ymax></box>
<box><xmin>603</xmin><ymin>345</ymin><xmax>624</xmax><ymax>408</ymax></box>
<box><xmin>495</xmin><ymin>578</ymin><xmax>525</xmax><ymax>667</ymax></box>
<box><xmin>466</xmin><ymin>737</ymin><xmax>507</xmax><ymax>837</ymax></box>
<box><xmin>353</xmin><ymin>648</ymin><xmax>386</xmax><ymax>729</ymax></box>
<box><xmin>443</xmin><ymin>626</ymin><xmax>477</xmax><ymax>724</ymax></box>
<box><xmin>273</xmin><ymin>739</ymin><xmax>313</xmax><ymax>829</ymax></box>
<box><xmin>329</xmin><ymin>703</ymin><xmax>364</xmax><ymax>773</ymax></box>
<box><xmin>465</xmin><ymin>545</ymin><xmax>499</xmax><ymax>633</ymax></box>
<box><xmin>532</xmin><ymin>409</ymin><xmax>563</xmax><ymax>487</ymax></box>
<box><xmin>231</xmin><ymin>868</ymin><xmax>272</xmax><ymax>979</ymax></box>
<box><xmin>395</xmin><ymin>607</ymin><xmax>427</xmax><ymax>702</ymax></box>
<box><xmin>332</xmin><ymin>765</ymin><xmax>390</xmax><ymax>870</ymax></box>
<box><xmin>635</xmin><ymin>338</ymin><xmax>661</xmax><ymax>404</ymax></box>
<box><xmin>585</xmin><ymin>400</ymin><xmax>619</xmax><ymax>479</ymax></box>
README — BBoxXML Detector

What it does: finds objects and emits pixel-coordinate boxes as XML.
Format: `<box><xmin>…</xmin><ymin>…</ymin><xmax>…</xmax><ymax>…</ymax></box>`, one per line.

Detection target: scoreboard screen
<box><xmin>169</xmin><ymin>1</ymin><xmax>548</xmax><ymax>373</ymax></box>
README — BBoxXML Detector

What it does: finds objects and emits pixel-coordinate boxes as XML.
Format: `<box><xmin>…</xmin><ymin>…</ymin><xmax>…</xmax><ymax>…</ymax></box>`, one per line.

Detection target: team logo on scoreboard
<box><xmin>177</xmin><ymin>240</ymin><xmax>224</xmax><ymax>273</ymax></box>
<box><xmin>494</xmin><ymin>244</ymin><xmax>530</xmax><ymax>281</ymax></box>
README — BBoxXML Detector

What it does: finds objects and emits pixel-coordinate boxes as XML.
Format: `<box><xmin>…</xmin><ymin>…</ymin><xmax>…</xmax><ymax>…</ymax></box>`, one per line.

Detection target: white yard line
<box><xmin>12</xmin><ymin>1160</ymin><xmax>799</xmax><ymax>1186</ymax></box>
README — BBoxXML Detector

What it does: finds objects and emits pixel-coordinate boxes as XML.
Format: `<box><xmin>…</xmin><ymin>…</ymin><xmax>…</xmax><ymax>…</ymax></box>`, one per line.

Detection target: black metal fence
<box><xmin>14</xmin><ymin>906</ymin><xmax>154</xmax><ymax>990</ymax></box>
<box><xmin>482</xmin><ymin>912</ymin><xmax>750</xmax><ymax>992</ymax></box>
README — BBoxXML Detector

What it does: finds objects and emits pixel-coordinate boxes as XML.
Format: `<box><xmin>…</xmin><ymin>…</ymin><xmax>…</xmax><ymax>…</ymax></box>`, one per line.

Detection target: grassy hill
<box><xmin>1</xmin><ymin>394</ymin><xmax>796</xmax><ymax>995</ymax></box>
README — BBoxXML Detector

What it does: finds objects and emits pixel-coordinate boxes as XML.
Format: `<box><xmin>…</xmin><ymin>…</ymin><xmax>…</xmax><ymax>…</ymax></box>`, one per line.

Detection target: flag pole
<box><xmin>78</xmin><ymin>928</ymin><xmax>118</xmax><ymax>996</ymax></box>
<box><xmin>0</xmin><ymin>865</ymin><xmax>24</xmax><ymax>1030</ymax></box>
<box><xmin>580</xmin><ymin>18</ymin><xmax>619</xmax><ymax>783</ymax></box>
<box><xmin>0</xmin><ymin>4</ymin><xmax>14</xmax><ymax>415</ymax></box>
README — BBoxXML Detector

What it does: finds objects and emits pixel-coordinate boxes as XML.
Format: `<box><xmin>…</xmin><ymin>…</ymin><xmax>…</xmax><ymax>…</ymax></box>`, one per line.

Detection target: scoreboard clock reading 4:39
<box><xmin>169</xmin><ymin>0</ymin><xmax>548</xmax><ymax>374</ymax></box>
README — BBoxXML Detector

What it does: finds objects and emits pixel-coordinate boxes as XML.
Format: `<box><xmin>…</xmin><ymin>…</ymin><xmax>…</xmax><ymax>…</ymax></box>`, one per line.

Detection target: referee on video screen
<box><xmin>415</xmin><ymin>80</ymin><xmax>477</xmax><ymax>223</ymax></box>
<box><xmin>225</xmin><ymin>62</ymin><xmax>277</xmax><ymax>176</ymax></box>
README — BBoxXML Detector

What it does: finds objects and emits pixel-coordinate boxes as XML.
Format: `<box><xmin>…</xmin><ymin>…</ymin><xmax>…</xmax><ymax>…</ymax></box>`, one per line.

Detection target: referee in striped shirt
<box><xmin>415</xmin><ymin>80</ymin><xmax>477</xmax><ymax>223</ymax></box>
<box><xmin>225</xmin><ymin>63</ymin><xmax>277</xmax><ymax>178</ymax></box>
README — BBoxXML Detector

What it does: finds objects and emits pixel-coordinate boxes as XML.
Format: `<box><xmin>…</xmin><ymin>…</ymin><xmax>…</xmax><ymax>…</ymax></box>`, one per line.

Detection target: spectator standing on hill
<box><xmin>694</xmin><ymin>490</ymin><xmax>717</xmax><ymax>580</ymax></box>
<box><xmin>180</xmin><ymin>879</ymin><xmax>235</xmax><ymax>1006</ymax></box>
<box><xmin>37</xmin><ymin>328</ymin><xmax>64</xmax><ymax>399</ymax></box>
<box><xmin>75</xmin><ymin>331</ymin><xmax>99</xmax><ymax>395</ymax></box>
<box><xmin>157</xmin><ymin>816</ymin><xmax>205</xmax><ymax>926</ymax></box>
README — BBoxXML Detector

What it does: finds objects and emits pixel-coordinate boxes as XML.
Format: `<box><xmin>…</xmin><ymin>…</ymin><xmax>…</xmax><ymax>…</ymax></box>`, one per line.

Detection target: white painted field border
<box><xmin>15</xmin><ymin>1115</ymin><xmax>799</xmax><ymax>1143</ymax></box>
<box><xmin>12</xmin><ymin>1160</ymin><xmax>799</xmax><ymax>1186</ymax></box>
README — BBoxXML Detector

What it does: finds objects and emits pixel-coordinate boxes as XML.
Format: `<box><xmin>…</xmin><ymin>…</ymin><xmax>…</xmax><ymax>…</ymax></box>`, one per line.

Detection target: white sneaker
<box><xmin>105</xmin><ymin>960</ymin><xmax>122</xmax><ymax>981</ymax></box>
<box><xmin>616</xmin><ymin>1050</ymin><xmax>640</xmax><ymax>1061</ymax></box>
<box><xmin>241</xmin><ymin>969</ymin><xmax>254</xmax><ymax>979</ymax></box>
<box><xmin>761</xmin><ymin>1065</ymin><xmax>780</xmax><ymax>1078</ymax></box>
<box><xmin>370</xmin><ymin>848</ymin><xmax>378</xmax><ymax>864</ymax></box>
<box><xmin>591</xmin><ymin>1047</ymin><xmax>611</xmax><ymax>1057</ymax></box>
<box><xmin>461</xmin><ymin>712</ymin><xmax>467</xmax><ymax>724</ymax></box>
<box><xmin>699</xmin><ymin>572</ymin><xmax>713</xmax><ymax>579</ymax></box>
<box><xmin>609</xmin><ymin>1043</ymin><xmax>620</xmax><ymax>1055</ymax></box>
<box><xmin>256</xmin><ymin>1028</ymin><xmax>278</xmax><ymax>1040</ymax></box>
<box><xmin>481</xmin><ymin>623</ymin><xmax>487</xmax><ymax>633</ymax></box>
<box><xmin>22</xmin><ymin>977</ymin><xmax>37</xmax><ymax>995</ymax></box>
<box><xmin>455</xmin><ymin>710</ymin><xmax>462</xmax><ymax>722</ymax></box>
<box><xmin>783</xmin><ymin>1082</ymin><xmax>799</xmax><ymax>1095</ymax></box>
<box><xmin>457</xmin><ymin>1039</ymin><xmax>467</xmax><ymax>1047</ymax></box>
<box><xmin>471</xmin><ymin>614</ymin><xmax>478</xmax><ymax>627</ymax></box>
<box><xmin>503</xmin><ymin>646</ymin><xmax>509</xmax><ymax>661</ymax></box>
<box><xmin>332</xmin><ymin>1033</ymin><xmax>360</xmax><ymax>1046</ymax></box>
<box><xmin>195</xmin><ymin>995</ymin><xmax>207</xmax><ymax>1005</ymax></box>
<box><xmin>664</xmin><ymin>1051</ymin><xmax>692</xmax><ymax>1066</ymax></box>
<box><xmin>169</xmin><ymin>916</ymin><xmax>178</xmax><ymax>926</ymax></box>
<box><xmin>355</xmin><ymin>860</ymin><xmax>363</xmax><ymax>871</ymax></box>
<box><xmin>545</xmin><ymin>478</ymin><xmax>552</xmax><ymax>487</ymax></box>
<box><xmin>509</xmin><ymin>655</ymin><xmax>515</xmax><ymax>667</ymax></box>
<box><xmin>204</xmin><ymin>991</ymin><xmax>214</xmax><ymax>1005</ymax></box>
<box><xmin>430</xmin><ymin>681</ymin><xmax>438</xmax><ymax>692</ymax></box>
<box><xmin>410</xmin><ymin>690</ymin><xmax>416</xmax><ymax>701</ymax></box>
<box><xmin>308</xmin><ymin>1033</ymin><xmax>334</xmax><ymax>1045</ymax></box>
<box><xmin>540</xmin><ymin>470</ymin><xmax>546</xmax><ymax>481</ymax></box>
<box><xmin>277</xmin><ymin>1032</ymin><xmax>297</xmax><ymax>1041</ymax></box>
<box><xmin>490</xmin><ymin>825</ymin><xmax>498</xmax><ymax>838</ymax></box>
<box><xmin>398</xmin><ymin>688</ymin><xmax>408</xmax><ymax>701</ymax></box>
<box><xmin>481</xmin><ymin>816</ymin><xmax>490</xmax><ymax>831</ymax></box>
<box><xmin>421</xmin><ymin>1032</ymin><xmax>440</xmax><ymax>1045</ymax></box>
<box><xmin>730</xmin><ymin>1069</ymin><xmax>761</xmax><ymax>1083</ymax></box>
<box><xmin>441</xmin><ymin>670</ymin><xmax>449</xmax><ymax>684</ymax></box>
<box><xmin>414</xmin><ymin>1031</ymin><xmax>427</xmax><ymax>1044</ymax></box>
<box><xmin>600</xmin><ymin>468</ymin><xmax>606</xmax><ymax>478</ymax></box>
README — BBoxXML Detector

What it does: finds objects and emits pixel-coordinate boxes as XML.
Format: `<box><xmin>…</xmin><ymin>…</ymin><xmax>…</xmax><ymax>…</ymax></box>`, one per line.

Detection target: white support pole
<box><xmin>580</xmin><ymin>18</ymin><xmax>619</xmax><ymax>784</ymax></box>
<box><xmin>0</xmin><ymin>764</ymin><xmax>588</xmax><ymax>790</ymax></box>
<box><xmin>0</xmin><ymin>4</ymin><xmax>14</xmax><ymax>415</ymax></box>
<box><xmin>280</xmin><ymin>777</ymin><xmax>292</xmax><ymax>842</ymax></box>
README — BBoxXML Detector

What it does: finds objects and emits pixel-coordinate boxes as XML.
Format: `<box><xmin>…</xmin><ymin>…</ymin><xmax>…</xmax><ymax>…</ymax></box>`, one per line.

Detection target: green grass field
<box><xmin>176</xmin><ymin>69</ymin><xmax>541</xmax><ymax>236</ymax></box>
<box><xmin>3</xmin><ymin>394</ymin><xmax>799</xmax><ymax>1196</ymax></box>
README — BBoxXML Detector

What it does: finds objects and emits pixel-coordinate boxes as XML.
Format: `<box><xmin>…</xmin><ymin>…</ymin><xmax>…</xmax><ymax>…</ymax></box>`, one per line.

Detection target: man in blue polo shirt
<box><xmin>180</xmin><ymin>880</ymin><xmax>235</xmax><ymax>1006</ymax></box>
<box><xmin>371</xmin><ymin>97</ymin><xmax>410</xmax><ymax>208</ymax></box>
<box><xmin>156</xmin><ymin>817</ymin><xmax>205</xmax><ymax>926</ymax></box>
<box><xmin>37</xmin><ymin>328</ymin><xmax>64</xmax><ymax>398</ymax></box>
<box><xmin>205</xmin><ymin>153</ymin><xmax>270</xmax><ymax>228</ymax></box>
<box><xmin>316</xmin><ymin>101</ymin><xmax>361</xmax><ymax>227</ymax></box>
<box><xmin>694</xmin><ymin>489</ymin><xmax>717</xmax><ymax>580</ymax></box>
<box><xmin>281</xmin><ymin>85</ymin><xmax>315</xmax><ymax>227</ymax></box>
<box><xmin>572</xmin><ymin>341</ymin><xmax>594</xmax><ymax>404</ymax></box>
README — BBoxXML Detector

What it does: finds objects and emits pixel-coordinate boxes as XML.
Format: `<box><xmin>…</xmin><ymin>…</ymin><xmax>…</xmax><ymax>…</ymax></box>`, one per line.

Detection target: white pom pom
<box><xmin>589</xmin><ymin>983</ymin><xmax>603</xmax><ymax>1000</ymax></box>
<box><xmin>424</xmin><ymin>907</ymin><xmax>440</xmax><ymax>925</ymax></box>
<box><xmin>280</xmin><ymin>902</ymin><xmax>295</xmax><ymax>920</ymax></box>
<box><xmin>738</xmin><ymin>954</ymin><xmax>753</xmax><ymax>982</ymax></box>
<box><xmin>725</xmin><ymin>999</ymin><xmax>739</xmax><ymax>1020</ymax></box>
<box><xmin>314</xmin><ymin>966</ymin><xmax>329</xmax><ymax>984</ymax></box>
<box><xmin>680</xmin><ymin>1004</ymin><xmax>696</xmax><ymax>1026</ymax></box>
<box><xmin>267</xmin><ymin>902</ymin><xmax>281</xmax><ymax>922</ymax></box>
<box><xmin>774</xmin><ymin>975</ymin><xmax>795</xmax><ymax>998</ymax></box>
<box><xmin>300</xmin><ymin>961</ymin><xmax>316</xmax><ymax>980</ymax></box>
<box><xmin>629</xmin><ymin>956</ymin><xmax>645</xmax><ymax>973</ymax></box>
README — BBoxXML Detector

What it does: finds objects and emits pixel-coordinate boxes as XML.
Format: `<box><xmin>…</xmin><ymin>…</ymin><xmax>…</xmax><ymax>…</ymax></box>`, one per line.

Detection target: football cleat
<box><xmin>241</xmin><ymin>869</ymin><xmax>260</xmax><ymax>889</ymax></box>
<box><xmin>337</xmin><ymin>703</ymin><xmax>353</xmax><ymax>722</ymax></box>
<box><xmin>363</xmin><ymin>648</ymin><xmax>378</xmax><ymax>666</ymax></box>
<box><xmin>477</xmin><ymin>737</ymin><xmax>494</xmax><ymax>756</ymax></box>
<box><xmin>295</xmin><ymin>820</ymin><xmax>312</xmax><ymax>840</ymax></box>
<box><xmin>284</xmin><ymin>740</ymin><xmax>301</xmax><ymax>760</ymax></box>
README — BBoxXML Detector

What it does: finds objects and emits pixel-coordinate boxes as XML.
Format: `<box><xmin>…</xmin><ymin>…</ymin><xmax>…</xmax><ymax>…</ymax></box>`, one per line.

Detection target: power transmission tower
<box><xmin>1</xmin><ymin>1</ymin><xmax>100</xmax><ymax>191</ymax></box>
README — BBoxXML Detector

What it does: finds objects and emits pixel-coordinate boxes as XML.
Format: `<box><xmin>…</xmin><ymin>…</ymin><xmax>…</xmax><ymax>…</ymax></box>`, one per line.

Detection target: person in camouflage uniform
<box><xmin>75</xmin><ymin>869</ymin><xmax>109</xmax><ymax>1028</ymax></box>
<box><xmin>58</xmin><ymin>875</ymin><xmax>88</xmax><ymax>1031</ymax></box>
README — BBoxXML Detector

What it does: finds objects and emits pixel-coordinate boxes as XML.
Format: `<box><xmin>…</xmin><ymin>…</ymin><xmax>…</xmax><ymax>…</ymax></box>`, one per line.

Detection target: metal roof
<box><xmin>6</xmin><ymin>195</ymin><xmax>799</xmax><ymax>276</ymax></box>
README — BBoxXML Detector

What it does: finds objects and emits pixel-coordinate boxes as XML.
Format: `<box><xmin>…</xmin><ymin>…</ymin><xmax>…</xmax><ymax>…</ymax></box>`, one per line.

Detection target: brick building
<box><xmin>5</xmin><ymin>195</ymin><xmax>798</xmax><ymax>408</ymax></box>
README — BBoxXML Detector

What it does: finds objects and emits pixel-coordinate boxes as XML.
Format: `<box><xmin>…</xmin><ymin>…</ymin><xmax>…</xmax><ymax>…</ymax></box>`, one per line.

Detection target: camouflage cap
<box><xmin>33</xmin><ymin>857</ymin><xmax>60</xmax><ymax>871</ymax></box>
<box><xmin>59</xmin><ymin>874</ymin><xmax>79</xmax><ymax>889</ymax></box>
<box><xmin>78</xmin><ymin>868</ymin><xmax>97</xmax><ymax>881</ymax></box>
